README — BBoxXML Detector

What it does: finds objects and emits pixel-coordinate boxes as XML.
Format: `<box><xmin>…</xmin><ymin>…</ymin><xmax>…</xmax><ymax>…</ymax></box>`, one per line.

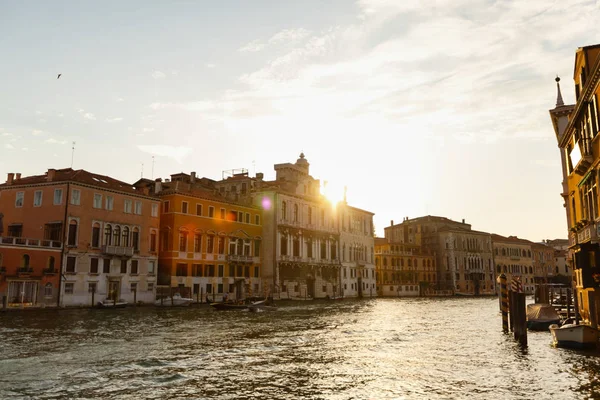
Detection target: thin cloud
<box><xmin>206</xmin><ymin>63</ymin><xmax>216</xmax><ymax>68</ymax></box>
<box><xmin>137</xmin><ymin>144</ymin><xmax>193</xmax><ymax>164</ymax></box>
<box><xmin>32</xmin><ymin>129</ymin><xmax>45</xmax><ymax>136</ymax></box>
<box><xmin>45</xmin><ymin>138</ymin><xmax>68</xmax><ymax>144</ymax></box>
<box><xmin>5</xmin><ymin>143</ymin><xmax>14</xmax><ymax>149</ymax></box>
<box><xmin>106</xmin><ymin>117</ymin><xmax>124</xmax><ymax>123</ymax></box>
<box><xmin>152</xmin><ymin>70</ymin><xmax>166</xmax><ymax>79</ymax></box>
<box><xmin>77</xmin><ymin>108</ymin><xmax>96</xmax><ymax>120</ymax></box>
<box><xmin>239</xmin><ymin>28</ymin><xmax>311</xmax><ymax>53</ymax></box>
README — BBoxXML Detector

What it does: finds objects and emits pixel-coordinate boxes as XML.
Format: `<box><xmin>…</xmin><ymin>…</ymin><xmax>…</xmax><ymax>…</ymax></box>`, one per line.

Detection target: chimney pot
<box><xmin>154</xmin><ymin>180</ymin><xmax>162</xmax><ymax>194</ymax></box>
<box><xmin>191</xmin><ymin>171</ymin><xmax>196</xmax><ymax>183</ymax></box>
<box><xmin>462</xmin><ymin>219</ymin><xmax>465</xmax><ymax>224</ymax></box>
<box><xmin>47</xmin><ymin>169</ymin><xmax>56</xmax><ymax>182</ymax></box>
<box><xmin>391</xmin><ymin>220</ymin><xmax>394</xmax><ymax>226</ymax></box>
<box><xmin>15</xmin><ymin>173</ymin><xmax>21</xmax><ymax>180</ymax></box>
<box><xmin>6</xmin><ymin>173</ymin><xmax>14</xmax><ymax>184</ymax></box>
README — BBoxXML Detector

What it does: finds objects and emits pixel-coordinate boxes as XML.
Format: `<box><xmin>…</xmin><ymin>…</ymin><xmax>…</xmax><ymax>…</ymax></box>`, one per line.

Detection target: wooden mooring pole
<box><xmin>513</xmin><ymin>292</ymin><xmax>527</xmax><ymax>346</ymax></box>
<box><xmin>500</xmin><ymin>274</ymin><xmax>508</xmax><ymax>333</ymax></box>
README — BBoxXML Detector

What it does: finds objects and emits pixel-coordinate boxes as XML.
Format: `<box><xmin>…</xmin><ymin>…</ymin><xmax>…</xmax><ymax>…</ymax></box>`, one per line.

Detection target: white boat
<box><xmin>549</xmin><ymin>323</ymin><xmax>599</xmax><ymax>349</ymax></box>
<box><xmin>97</xmin><ymin>299</ymin><xmax>128</xmax><ymax>308</ymax></box>
<box><xmin>155</xmin><ymin>293</ymin><xmax>193</xmax><ymax>307</ymax></box>
<box><xmin>248</xmin><ymin>300</ymin><xmax>278</xmax><ymax>312</ymax></box>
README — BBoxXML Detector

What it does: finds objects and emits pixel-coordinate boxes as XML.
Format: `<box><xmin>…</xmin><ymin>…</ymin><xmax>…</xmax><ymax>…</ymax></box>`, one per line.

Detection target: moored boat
<box><xmin>526</xmin><ymin>303</ymin><xmax>561</xmax><ymax>331</ymax></box>
<box><xmin>155</xmin><ymin>293</ymin><xmax>193</xmax><ymax>307</ymax></box>
<box><xmin>549</xmin><ymin>322</ymin><xmax>599</xmax><ymax>349</ymax></box>
<box><xmin>248</xmin><ymin>300</ymin><xmax>278</xmax><ymax>312</ymax></box>
<box><xmin>97</xmin><ymin>299</ymin><xmax>128</xmax><ymax>308</ymax></box>
<box><xmin>210</xmin><ymin>302</ymin><xmax>249</xmax><ymax>311</ymax></box>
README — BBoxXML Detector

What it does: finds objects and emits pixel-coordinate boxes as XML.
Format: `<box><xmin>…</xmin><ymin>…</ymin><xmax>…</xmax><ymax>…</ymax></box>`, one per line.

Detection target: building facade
<box><xmin>492</xmin><ymin>234</ymin><xmax>535</xmax><ymax>294</ymax></box>
<box><xmin>151</xmin><ymin>172</ymin><xmax>263</xmax><ymax>302</ymax></box>
<box><xmin>551</xmin><ymin>44</ymin><xmax>600</xmax><ymax>325</ymax></box>
<box><xmin>0</xmin><ymin>168</ymin><xmax>160</xmax><ymax>307</ymax></box>
<box><xmin>532</xmin><ymin>242</ymin><xmax>557</xmax><ymax>285</ymax></box>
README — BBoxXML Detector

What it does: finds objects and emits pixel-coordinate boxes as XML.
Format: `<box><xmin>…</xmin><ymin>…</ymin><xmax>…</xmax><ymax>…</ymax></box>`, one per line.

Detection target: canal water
<box><xmin>1</xmin><ymin>297</ymin><xmax>599</xmax><ymax>399</ymax></box>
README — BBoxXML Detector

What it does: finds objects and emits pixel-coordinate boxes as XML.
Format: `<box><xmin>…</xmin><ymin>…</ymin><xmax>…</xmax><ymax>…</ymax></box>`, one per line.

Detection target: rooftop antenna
<box><xmin>151</xmin><ymin>156</ymin><xmax>155</xmax><ymax>179</ymax></box>
<box><xmin>252</xmin><ymin>160</ymin><xmax>256</xmax><ymax>176</ymax></box>
<box><xmin>71</xmin><ymin>141</ymin><xmax>76</xmax><ymax>168</ymax></box>
<box><xmin>141</xmin><ymin>163</ymin><xmax>144</xmax><ymax>179</ymax></box>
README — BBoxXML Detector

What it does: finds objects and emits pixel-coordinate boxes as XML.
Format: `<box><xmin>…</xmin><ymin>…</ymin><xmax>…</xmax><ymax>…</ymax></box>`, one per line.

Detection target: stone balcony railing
<box><xmin>227</xmin><ymin>254</ymin><xmax>254</xmax><ymax>263</ymax></box>
<box><xmin>0</xmin><ymin>236</ymin><xmax>62</xmax><ymax>249</ymax></box>
<box><xmin>102</xmin><ymin>245</ymin><xmax>134</xmax><ymax>257</ymax></box>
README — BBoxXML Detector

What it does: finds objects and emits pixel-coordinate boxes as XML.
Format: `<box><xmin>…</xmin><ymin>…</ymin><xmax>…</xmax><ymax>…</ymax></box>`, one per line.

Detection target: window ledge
<box><xmin>130</xmin><ymin>273</ymin><xmax>139</xmax><ymax>276</ymax></box>
<box><xmin>89</xmin><ymin>273</ymin><xmax>99</xmax><ymax>276</ymax></box>
<box><xmin>65</xmin><ymin>271</ymin><xmax>77</xmax><ymax>275</ymax></box>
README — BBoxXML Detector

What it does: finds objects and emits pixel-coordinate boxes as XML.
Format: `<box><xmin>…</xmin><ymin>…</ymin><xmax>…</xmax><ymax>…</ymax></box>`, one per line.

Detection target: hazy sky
<box><xmin>1</xmin><ymin>0</ymin><xmax>599</xmax><ymax>241</ymax></box>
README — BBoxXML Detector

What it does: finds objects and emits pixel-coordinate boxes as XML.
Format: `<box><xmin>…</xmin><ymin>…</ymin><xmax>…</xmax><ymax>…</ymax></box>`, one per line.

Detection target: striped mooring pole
<box><xmin>500</xmin><ymin>273</ymin><xmax>508</xmax><ymax>333</ymax></box>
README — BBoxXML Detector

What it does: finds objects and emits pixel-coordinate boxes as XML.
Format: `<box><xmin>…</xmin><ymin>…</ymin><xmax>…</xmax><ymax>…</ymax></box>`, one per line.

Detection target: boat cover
<box><xmin>527</xmin><ymin>303</ymin><xmax>560</xmax><ymax>322</ymax></box>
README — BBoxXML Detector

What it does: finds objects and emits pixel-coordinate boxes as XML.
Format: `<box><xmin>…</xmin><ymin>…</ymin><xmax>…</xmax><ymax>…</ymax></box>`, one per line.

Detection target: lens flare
<box><xmin>261</xmin><ymin>197</ymin><xmax>271</xmax><ymax>210</ymax></box>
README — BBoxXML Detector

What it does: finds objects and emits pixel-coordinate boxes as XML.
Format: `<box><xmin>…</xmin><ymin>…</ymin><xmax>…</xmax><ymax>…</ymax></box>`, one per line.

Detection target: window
<box><xmin>43</xmin><ymin>222</ymin><xmax>62</xmax><ymax>241</ymax></box>
<box><xmin>254</xmin><ymin>240</ymin><xmax>261</xmax><ymax>257</ymax></box>
<box><xmin>103</xmin><ymin>258</ymin><xmax>111</xmax><ymax>273</ymax></box>
<box><xmin>88</xmin><ymin>282</ymin><xmax>97</xmax><ymax>293</ymax></box>
<box><xmin>148</xmin><ymin>260</ymin><xmax>155</xmax><ymax>275</ymax></box>
<box><xmin>238</xmin><ymin>211</ymin><xmax>243</xmax><ymax>222</ymax></box>
<box><xmin>208</xmin><ymin>206</ymin><xmax>214</xmax><ymax>218</ymax></box>
<box><xmin>93</xmin><ymin>193</ymin><xmax>102</xmax><ymax>208</ymax></box>
<box><xmin>44</xmin><ymin>283</ymin><xmax>53</xmax><ymax>297</ymax></box>
<box><xmin>244</xmin><ymin>240</ymin><xmax>251</xmax><ymax>256</ymax></box>
<box><xmin>163</xmin><ymin>201</ymin><xmax>170</xmax><ymax>213</ymax></box>
<box><xmin>307</xmin><ymin>241</ymin><xmax>313</xmax><ymax>258</ymax></box>
<box><xmin>68</xmin><ymin>220</ymin><xmax>78</xmax><ymax>246</ymax></box>
<box><xmin>132</xmin><ymin>228</ymin><xmax>139</xmax><ymax>251</ymax></box>
<box><xmin>282</xmin><ymin>201</ymin><xmax>287</xmax><ymax>220</ymax></box>
<box><xmin>196</xmin><ymin>204</ymin><xmax>202</xmax><ymax>216</ymax></box>
<box><xmin>220</xmin><ymin>208</ymin><xmax>225</xmax><ymax>219</ymax></box>
<box><xmin>218</xmin><ymin>237</ymin><xmax>225</xmax><ymax>254</ymax></box>
<box><xmin>320</xmin><ymin>242</ymin><xmax>326</xmax><ymax>259</ymax></box>
<box><xmin>182</xmin><ymin>201</ymin><xmax>188</xmax><ymax>214</ymax></box>
<box><xmin>255</xmin><ymin>215</ymin><xmax>260</xmax><ymax>225</ymax></box>
<box><xmin>293</xmin><ymin>239</ymin><xmax>300</xmax><ymax>257</ymax></box>
<box><xmin>15</xmin><ymin>192</ymin><xmax>24</xmax><ymax>207</ymax></box>
<box><xmin>150</xmin><ymin>231</ymin><xmax>157</xmax><ymax>252</ymax></box>
<box><xmin>254</xmin><ymin>266</ymin><xmax>259</xmax><ymax>278</ymax></box>
<box><xmin>71</xmin><ymin>189</ymin><xmax>81</xmax><ymax>205</ymax></box>
<box><xmin>34</xmin><ymin>190</ymin><xmax>43</xmax><ymax>207</ymax></box>
<box><xmin>120</xmin><ymin>259</ymin><xmax>127</xmax><ymax>274</ymax></box>
<box><xmin>148</xmin><ymin>282</ymin><xmax>155</xmax><ymax>292</ymax></box>
<box><xmin>151</xmin><ymin>203</ymin><xmax>158</xmax><ymax>217</ymax></box>
<box><xmin>207</xmin><ymin>235</ymin><xmax>214</xmax><ymax>253</ymax></box>
<box><xmin>92</xmin><ymin>223</ymin><xmax>101</xmax><ymax>247</ymax></box>
<box><xmin>124</xmin><ymin>199</ymin><xmax>132</xmax><ymax>213</ymax></box>
<box><xmin>308</xmin><ymin>207</ymin><xmax>312</xmax><ymax>224</ymax></box>
<box><xmin>105</xmin><ymin>195</ymin><xmax>114</xmax><ymax>210</ymax></box>
<box><xmin>131</xmin><ymin>260</ymin><xmax>138</xmax><ymax>274</ymax></box>
<box><xmin>193</xmin><ymin>234</ymin><xmax>202</xmax><ymax>253</ymax></box>
<box><xmin>206</xmin><ymin>283</ymin><xmax>213</xmax><ymax>294</ymax></box>
<box><xmin>217</xmin><ymin>284</ymin><xmax>223</xmax><ymax>294</ymax></box>
<box><xmin>179</xmin><ymin>232</ymin><xmax>188</xmax><ymax>252</ymax></box>
<box><xmin>135</xmin><ymin>201</ymin><xmax>142</xmax><ymax>215</ymax></box>
<box><xmin>130</xmin><ymin>282</ymin><xmax>137</xmax><ymax>293</ymax></box>
<box><xmin>176</xmin><ymin>263</ymin><xmax>188</xmax><ymax>276</ymax></box>
<box><xmin>66</xmin><ymin>256</ymin><xmax>76</xmax><ymax>273</ymax></box>
<box><xmin>113</xmin><ymin>226</ymin><xmax>121</xmax><ymax>246</ymax></box>
<box><xmin>293</xmin><ymin>204</ymin><xmax>298</xmax><ymax>222</ymax></box>
<box><xmin>193</xmin><ymin>264</ymin><xmax>203</xmax><ymax>277</ymax></box>
<box><xmin>65</xmin><ymin>283</ymin><xmax>74</xmax><ymax>294</ymax></box>
<box><xmin>122</xmin><ymin>227</ymin><xmax>130</xmax><ymax>247</ymax></box>
<box><xmin>90</xmin><ymin>258</ymin><xmax>99</xmax><ymax>274</ymax></box>
<box><xmin>245</xmin><ymin>213</ymin><xmax>250</xmax><ymax>224</ymax></box>
<box><xmin>218</xmin><ymin>264</ymin><xmax>224</xmax><ymax>277</ymax></box>
<box><xmin>53</xmin><ymin>189</ymin><xmax>63</xmax><ymax>205</ymax></box>
<box><xmin>47</xmin><ymin>256</ymin><xmax>55</xmax><ymax>271</ymax></box>
<box><xmin>206</xmin><ymin>264</ymin><xmax>215</xmax><ymax>277</ymax></box>
<box><xmin>280</xmin><ymin>236</ymin><xmax>288</xmax><ymax>256</ymax></box>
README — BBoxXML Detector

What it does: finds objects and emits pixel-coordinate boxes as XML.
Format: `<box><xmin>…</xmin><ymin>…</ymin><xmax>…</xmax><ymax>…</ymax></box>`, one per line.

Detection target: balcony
<box><xmin>43</xmin><ymin>268</ymin><xmax>57</xmax><ymax>275</ymax></box>
<box><xmin>227</xmin><ymin>254</ymin><xmax>253</xmax><ymax>263</ymax></box>
<box><xmin>102</xmin><ymin>245</ymin><xmax>134</xmax><ymax>257</ymax></box>
<box><xmin>575</xmin><ymin>221</ymin><xmax>597</xmax><ymax>244</ymax></box>
<box><xmin>17</xmin><ymin>267</ymin><xmax>34</xmax><ymax>277</ymax></box>
<box><xmin>0</xmin><ymin>236</ymin><xmax>62</xmax><ymax>249</ymax></box>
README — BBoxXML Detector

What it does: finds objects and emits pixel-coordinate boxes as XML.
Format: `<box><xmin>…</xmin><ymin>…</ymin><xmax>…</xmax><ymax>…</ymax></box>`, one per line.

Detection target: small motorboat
<box><xmin>210</xmin><ymin>302</ymin><xmax>249</xmax><ymax>311</ymax></box>
<box><xmin>549</xmin><ymin>322</ymin><xmax>599</xmax><ymax>349</ymax></box>
<box><xmin>155</xmin><ymin>293</ymin><xmax>193</xmax><ymax>307</ymax></box>
<box><xmin>97</xmin><ymin>299</ymin><xmax>128</xmax><ymax>308</ymax></box>
<box><xmin>248</xmin><ymin>300</ymin><xmax>278</xmax><ymax>312</ymax></box>
<box><xmin>526</xmin><ymin>303</ymin><xmax>560</xmax><ymax>331</ymax></box>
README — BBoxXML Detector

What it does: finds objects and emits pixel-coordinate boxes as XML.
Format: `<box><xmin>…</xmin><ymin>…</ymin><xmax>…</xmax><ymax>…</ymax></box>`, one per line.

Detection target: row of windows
<box><xmin>281</xmin><ymin>201</ymin><xmax>327</xmax><ymax>226</ymax></box>
<box><xmin>174</xmin><ymin>263</ymin><xmax>260</xmax><ymax>278</ymax></box>
<box><xmin>495</xmin><ymin>247</ymin><xmax>532</xmax><ymax>258</ymax></box>
<box><xmin>163</xmin><ymin>200</ymin><xmax>260</xmax><ymax>225</ymax></box>
<box><xmin>14</xmin><ymin>189</ymin><xmax>158</xmax><ymax>217</ymax></box>
<box><xmin>64</xmin><ymin>281</ymin><xmax>155</xmax><ymax>295</ymax></box>
<box><xmin>69</xmin><ymin>220</ymin><xmax>152</xmax><ymax>252</ymax></box>
<box><xmin>280</xmin><ymin>237</ymin><xmax>337</xmax><ymax>259</ymax></box>
<box><xmin>496</xmin><ymin>264</ymin><xmax>534</xmax><ymax>275</ymax></box>
<box><xmin>65</xmin><ymin>256</ymin><xmax>156</xmax><ymax>275</ymax></box>
<box><xmin>377</xmin><ymin>257</ymin><xmax>435</xmax><ymax>268</ymax></box>
<box><xmin>343</xmin><ymin>268</ymin><xmax>375</xmax><ymax>279</ymax></box>
<box><xmin>164</xmin><ymin>232</ymin><xmax>261</xmax><ymax>256</ymax></box>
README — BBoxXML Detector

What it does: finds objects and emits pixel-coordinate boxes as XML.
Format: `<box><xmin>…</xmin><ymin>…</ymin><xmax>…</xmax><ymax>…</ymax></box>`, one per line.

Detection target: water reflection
<box><xmin>1</xmin><ymin>298</ymin><xmax>600</xmax><ymax>399</ymax></box>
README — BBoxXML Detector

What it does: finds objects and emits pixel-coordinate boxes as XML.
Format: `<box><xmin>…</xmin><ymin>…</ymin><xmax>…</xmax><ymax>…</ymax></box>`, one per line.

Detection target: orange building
<box><xmin>151</xmin><ymin>172</ymin><xmax>263</xmax><ymax>302</ymax></box>
<box><xmin>0</xmin><ymin>168</ymin><xmax>160</xmax><ymax>307</ymax></box>
<box><xmin>374</xmin><ymin>237</ymin><xmax>437</xmax><ymax>297</ymax></box>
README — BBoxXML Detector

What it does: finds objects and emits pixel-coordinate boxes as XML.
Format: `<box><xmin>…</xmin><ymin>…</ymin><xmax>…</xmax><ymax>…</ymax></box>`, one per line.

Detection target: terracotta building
<box><xmin>0</xmin><ymin>168</ymin><xmax>160</xmax><ymax>307</ymax></box>
<box><xmin>146</xmin><ymin>172</ymin><xmax>263</xmax><ymax>302</ymax></box>
<box><xmin>491</xmin><ymin>234</ymin><xmax>535</xmax><ymax>294</ymax></box>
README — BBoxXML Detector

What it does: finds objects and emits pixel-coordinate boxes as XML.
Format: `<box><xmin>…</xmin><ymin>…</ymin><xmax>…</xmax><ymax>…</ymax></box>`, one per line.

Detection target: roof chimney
<box><xmin>462</xmin><ymin>219</ymin><xmax>465</xmax><ymax>224</ymax></box>
<box><xmin>391</xmin><ymin>220</ymin><xmax>394</xmax><ymax>226</ymax></box>
<box><xmin>15</xmin><ymin>173</ymin><xmax>21</xmax><ymax>180</ymax></box>
<box><xmin>154</xmin><ymin>178</ymin><xmax>162</xmax><ymax>194</ymax></box>
<box><xmin>190</xmin><ymin>171</ymin><xmax>196</xmax><ymax>184</ymax></box>
<box><xmin>256</xmin><ymin>172</ymin><xmax>264</xmax><ymax>181</ymax></box>
<box><xmin>47</xmin><ymin>169</ymin><xmax>56</xmax><ymax>182</ymax></box>
<box><xmin>6</xmin><ymin>173</ymin><xmax>14</xmax><ymax>185</ymax></box>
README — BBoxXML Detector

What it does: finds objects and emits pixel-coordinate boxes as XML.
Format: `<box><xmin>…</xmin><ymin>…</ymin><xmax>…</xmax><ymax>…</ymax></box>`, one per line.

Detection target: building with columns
<box><xmin>491</xmin><ymin>234</ymin><xmax>535</xmax><ymax>294</ymax></box>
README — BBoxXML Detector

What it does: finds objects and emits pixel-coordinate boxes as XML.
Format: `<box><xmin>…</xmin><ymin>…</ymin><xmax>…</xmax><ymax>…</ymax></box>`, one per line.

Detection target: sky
<box><xmin>1</xmin><ymin>0</ymin><xmax>599</xmax><ymax>241</ymax></box>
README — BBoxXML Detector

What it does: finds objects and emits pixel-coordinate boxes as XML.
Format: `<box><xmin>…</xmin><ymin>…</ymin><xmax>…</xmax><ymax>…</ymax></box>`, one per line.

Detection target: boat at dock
<box><xmin>526</xmin><ymin>303</ymin><xmax>560</xmax><ymax>331</ymax></box>
<box><xmin>97</xmin><ymin>299</ymin><xmax>128</xmax><ymax>308</ymax></box>
<box><xmin>549</xmin><ymin>321</ymin><xmax>599</xmax><ymax>349</ymax></box>
<box><xmin>155</xmin><ymin>293</ymin><xmax>193</xmax><ymax>307</ymax></box>
<box><xmin>210</xmin><ymin>302</ymin><xmax>249</xmax><ymax>311</ymax></box>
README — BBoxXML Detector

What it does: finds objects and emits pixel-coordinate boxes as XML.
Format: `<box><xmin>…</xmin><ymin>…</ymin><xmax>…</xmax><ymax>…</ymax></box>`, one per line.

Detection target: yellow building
<box><xmin>492</xmin><ymin>234</ymin><xmax>535</xmax><ymax>294</ymax></box>
<box><xmin>551</xmin><ymin>44</ymin><xmax>600</xmax><ymax>325</ymax></box>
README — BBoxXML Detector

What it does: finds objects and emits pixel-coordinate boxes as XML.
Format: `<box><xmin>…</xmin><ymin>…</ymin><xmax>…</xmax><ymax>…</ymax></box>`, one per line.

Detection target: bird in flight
<box><xmin>57</xmin><ymin>74</ymin><xmax>61</xmax><ymax>79</ymax></box>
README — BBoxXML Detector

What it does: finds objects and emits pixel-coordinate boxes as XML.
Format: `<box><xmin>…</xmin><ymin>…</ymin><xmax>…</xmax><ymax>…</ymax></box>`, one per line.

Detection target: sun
<box><xmin>321</xmin><ymin>181</ymin><xmax>346</xmax><ymax>206</ymax></box>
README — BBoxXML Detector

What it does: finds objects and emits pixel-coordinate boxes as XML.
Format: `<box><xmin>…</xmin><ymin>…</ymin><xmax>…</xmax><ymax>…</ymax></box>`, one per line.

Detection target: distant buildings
<box><xmin>550</xmin><ymin>44</ymin><xmax>600</xmax><ymax>325</ymax></box>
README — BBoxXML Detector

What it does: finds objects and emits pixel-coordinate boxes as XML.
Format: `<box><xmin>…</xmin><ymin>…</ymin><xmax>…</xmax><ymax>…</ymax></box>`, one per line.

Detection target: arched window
<box><xmin>21</xmin><ymin>254</ymin><xmax>30</xmax><ymax>268</ymax></box>
<box><xmin>408</xmin><ymin>259</ymin><xmax>412</xmax><ymax>267</ymax></box>
<box><xmin>383</xmin><ymin>258</ymin><xmax>388</xmax><ymax>267</ymax></box>
<box><xmin>105</xmin><ymin>224</ymin><xmax>112</xmax><ymax>245</ymax></box>
<box><xmin>237</xmin><ymin>238</ymin><xmax>244</xmax><ymax>255</ymax></box>
<box><xmin>44</xmin><ymin>283</ymin><xmax>53</xmax><ymax>297</ymax></box>
<box><xmin>0</xmin><ymin>253</ymin><xmax>3</xmax><ymax>268</ymax></box>
<box><xmin>293</xmin><ymin>204</ymin><xmax>298</xmax><ymax>222</ymax></box>
<box><xmin>400</xmin><ymin>258</ymin><xmax>404</xmax><ymax>267</ymax></box>
<box><xmin>92</xmin><ymin>222</ymin><xmax>101</xmax><ymax>248</ymax></box>
<box><xmin>391</xmin><ymin>258</ymin><xmax>396</xmax><ymax>267</ymax></box>
<box><xmin>527</xmin><ymin>250</ymin><xmax>531</xmax><ymax>258</ymax></box>
<box><xmin>48</xmin><ymin>256</ymin><xmax>55</xmax><ymax>271</ymax></box>
<box><xmin>113</xmin><ymin>226</ymin><xmax>121</xmax><ymax>246</ymax></box>
<box><xmin>281</xmin><ymin>201</ymin><xmax>287</xmax><ymax>220</ymax></box>
<box><xmin>68</xmin><ymin>220</ymin><xmax>78</xmax><ymax>246</ymax></box>
<box><xmin>132</xmin><ymin>227</ymin><xmax>140</xmax><ymax>251</ymax></box>
<box><xmin>308</xmin><ymin>207</ymin><xmax>312</xmax><ymax>224</ymax></box>
<box><xmin>122</xmin><ymin>227</ymin><xmax>130</xmax><ymax>247</ymax></box>
<box><xmin>150</xmin><ymin>230</ymin><xmax>157</xmax><ymax>252</ymax></box>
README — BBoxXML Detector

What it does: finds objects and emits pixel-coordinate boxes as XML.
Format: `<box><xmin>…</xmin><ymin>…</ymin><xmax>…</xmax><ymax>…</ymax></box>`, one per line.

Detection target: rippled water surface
<box><xmin>1</xmin><ymin>298</ymin><xmax>600</xmax><ymax>399</ymax></box>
